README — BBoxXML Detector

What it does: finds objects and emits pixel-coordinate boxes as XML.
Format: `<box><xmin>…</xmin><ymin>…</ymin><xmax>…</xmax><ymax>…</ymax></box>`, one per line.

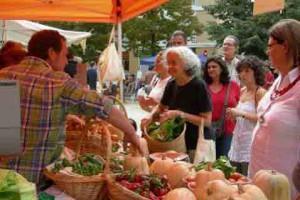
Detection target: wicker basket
<box><xmin>44</xmin><ymin>120</ymin><xmax>112</xmax><ymax>200</ymax></box>
<box><xmin>106</xmin><ymin>175</ymin><xmax>149</xmax><ymax>200</ymax></box>
<box><xmin>65</xmin><ymin>120</ymin><xmax>113</xmax><ymax>160</ymax></box>
<box><xmin>144</xmin><ymin>123</ymin><xmax>187</xmax><ymax>153</ymax></box>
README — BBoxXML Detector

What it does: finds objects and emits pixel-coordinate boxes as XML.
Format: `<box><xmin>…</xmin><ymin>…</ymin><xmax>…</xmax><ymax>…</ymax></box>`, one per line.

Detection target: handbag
<box><xmin>211</xmin><ymin>82</ymin><xmax>232</xmax><ymax>139</ymax></box>
<box><xmin>193</xmin><ymin>119</ymin><xmax>216</xmax><ymax>164</ymax></box>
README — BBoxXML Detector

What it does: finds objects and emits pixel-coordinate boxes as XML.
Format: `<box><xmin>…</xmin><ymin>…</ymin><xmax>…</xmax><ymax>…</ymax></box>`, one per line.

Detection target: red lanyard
<box><xmin>270</xmin><ymin>73</ymin><xmax>300</xmax><ymax>100</ymax></box>
<box><xmin>259</xmin><ymin>73</ymin><xmax>300</xmax><ymax>124</ymax></box>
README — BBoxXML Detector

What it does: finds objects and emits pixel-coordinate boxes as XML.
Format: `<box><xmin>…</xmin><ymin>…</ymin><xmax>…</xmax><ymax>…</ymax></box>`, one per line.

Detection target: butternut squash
<box><xmin>229</xmin><ymin>184</ymin><xmax>268</xmax><ymax>200</ymax></box>
<box><xmin>203</xmin><ymin>179</ymin><xmax>238</xmax><ymax>200</ymax></box>
<box><xmin>187</xmin><ymin>163</ymin><xmax>225</xmax><ymax>199</ymax></box>
<box><xmin>164</xmin><ymin>188</ymin><xmax>196</xmax><ymax>200</ymax></box>
<box><xmin>253</xmin><ymin>169</ymin><xmax>291</xmax><ymax>200</ymax></box>
<box><xmin>123</xmin><ymin>146</ymin><xmax>149</xmax><ymax>174</ymax></box>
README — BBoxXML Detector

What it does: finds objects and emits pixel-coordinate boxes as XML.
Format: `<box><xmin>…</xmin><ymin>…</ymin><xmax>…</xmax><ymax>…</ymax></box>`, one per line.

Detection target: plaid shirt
<box><xmin>0</xmin><ymin>57</ymin><xmax>112</xmax><ymax>184</ymax></box>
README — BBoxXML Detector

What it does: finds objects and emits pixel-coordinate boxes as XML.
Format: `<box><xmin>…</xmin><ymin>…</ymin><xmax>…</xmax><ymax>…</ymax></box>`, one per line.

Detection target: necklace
<box><xmin>259</xmin><ymin>73</ymin><xmax>300</xmax><ymax>124</ymax></box>
<box><xmin>270</xmin><ymin>73</ymin><xmax>300</xmax><ymax>100</ymax></box>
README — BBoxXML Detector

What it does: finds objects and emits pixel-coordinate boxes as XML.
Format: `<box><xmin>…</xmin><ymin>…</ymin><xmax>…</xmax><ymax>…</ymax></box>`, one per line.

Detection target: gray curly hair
<box><xmin>163</xmin><ymin>46</ymin><xmax>200</xmax><ymax>77</ymax></box>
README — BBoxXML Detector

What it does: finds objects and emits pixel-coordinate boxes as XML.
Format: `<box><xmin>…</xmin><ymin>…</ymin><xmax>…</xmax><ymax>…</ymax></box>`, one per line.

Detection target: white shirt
<box><xmin>148</xmin><ymin>76</ymin><xmax>171</xmax><ymax>103</ymax></box>
<box><xmin>223</xmin><ymin>56</ymin><xmax>240</xmax><ymax>85</ymax></box>
<box><xmin>249</xmin><ymin>67</ymin><xmax>300</xmax><ymax>199</ymax></box>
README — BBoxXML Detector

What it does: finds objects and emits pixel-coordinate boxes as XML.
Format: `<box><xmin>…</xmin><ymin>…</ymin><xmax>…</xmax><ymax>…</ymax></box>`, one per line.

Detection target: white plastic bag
<box><xmin>98</xmin><ymin>27</ymin><xmax>125</xmax><ymax>82</ymax></box>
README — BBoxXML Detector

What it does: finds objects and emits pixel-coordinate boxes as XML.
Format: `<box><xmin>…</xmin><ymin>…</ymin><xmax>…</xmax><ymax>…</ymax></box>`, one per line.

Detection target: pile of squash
<box><xmin>148</xmin><ymin>156</ymin><xmax>291</xmax><ymax>200</ymax></box>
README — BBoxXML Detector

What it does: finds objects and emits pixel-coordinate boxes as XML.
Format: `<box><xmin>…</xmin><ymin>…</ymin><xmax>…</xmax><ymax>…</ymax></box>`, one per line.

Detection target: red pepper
<box><xmin>149</xmin><ymin>191</ymin><xmax>160</xmax><ymax>200</ymax></box>
<box><xmin>119</xmin><ymin>180</ymin><xmax>142</xmax><ymax>190</ymax></box>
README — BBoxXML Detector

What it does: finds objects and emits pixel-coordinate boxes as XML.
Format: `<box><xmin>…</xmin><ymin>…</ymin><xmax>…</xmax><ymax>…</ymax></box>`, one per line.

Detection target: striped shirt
<box><xmin>0</xmin><ymin>57</ymin><xmax>112</xmax><ymax>184</ymax></box>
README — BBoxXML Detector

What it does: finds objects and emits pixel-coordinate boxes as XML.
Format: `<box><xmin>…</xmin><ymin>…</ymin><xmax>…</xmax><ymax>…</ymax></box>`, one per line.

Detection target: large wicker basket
<box><xmin>144</xmin><ymin>123</ymin><xmax>187</xmax><ymax>153</ymax></box>
<box><xmin>44</xmin><ymin>120</ymin><xmax>112</xmax><ymax>200</ymax></box>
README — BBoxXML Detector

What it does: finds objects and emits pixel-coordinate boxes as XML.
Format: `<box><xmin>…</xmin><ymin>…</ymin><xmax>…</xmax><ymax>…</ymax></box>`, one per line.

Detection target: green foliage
<box><xmin>194</xmin><ymin>156</ymin><xmax>236</xmax><ymax>179</ymax></box>
<box><xmin>44</xmin><ymin>21</ymin><xmax>113</xmax><ymax>62</ymax></box>
<box><xmin>44</xmin><ymin>0</ymin><xmax>202</xmax><ymax>59</ymax></box>
<box><xmin>124</xmin><ymin>0</ymin><xmax>202</xmax><ymax>56</ymax></box>
<box><xmin>205</xmin><ymin>0</ymin><xmax>300</xmax><ymax>59</ymax></box>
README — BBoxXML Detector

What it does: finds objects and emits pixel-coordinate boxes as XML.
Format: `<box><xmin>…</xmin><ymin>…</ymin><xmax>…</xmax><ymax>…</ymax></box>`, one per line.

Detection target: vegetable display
<box><xmin>194</xmin><ymin>156</ymin><xmax>236</xmax><ymax>179</ymax></box>
<box><xmin>147</xmin><ymin>116</ymin><xmax>184</xmax><ymax>142</ymax></box>
<box><xmin>52</xmin><ymin>154</ymin><xmax>104</xmax><ymax>176</ymax></box>
<box><xmin>115</xmin><ymin>169</ymin><xmax>171</xmax><ymax>200</ymax></box>
<box><xmin>0</xmin><ymin>169</ymin><xmax>37</xmax><ymax>200</ymax></box>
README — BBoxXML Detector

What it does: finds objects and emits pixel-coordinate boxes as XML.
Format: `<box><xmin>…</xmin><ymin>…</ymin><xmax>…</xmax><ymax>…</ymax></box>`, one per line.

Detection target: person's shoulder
<box><xmin>257</xmin><ymin>86</ymin><xmax>267</xmax><ymax>99</ymax></box>
<box><xmin>230</xmin><ymin>80</ymin><xmax>240</xmax><ymax>90</ymax></box>
<box><xmin>191</xmin><ymin>77</ymin><xmax>207</xmax><ymax>87</ymax></box>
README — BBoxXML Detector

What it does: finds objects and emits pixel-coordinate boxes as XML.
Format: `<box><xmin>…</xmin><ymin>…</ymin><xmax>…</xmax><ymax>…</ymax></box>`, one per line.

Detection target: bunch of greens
<box><xmin>0</xmin><ymin>169</ymin><xmax>36</xmax><ymax>200</ymax></box>
<box><xmin>194</xmin><ymin>156</ymin><xmax>236</xmax><ymax>178</ymax></box>
<box><xmin>52</xmin><ymin>153</ymin><xmax>104</xmax><ymax>176</ymax></box>
<box><xmin>147</xmin><ymin>116</ymin><xmax>185</xmax><ymax>142</ymax></box>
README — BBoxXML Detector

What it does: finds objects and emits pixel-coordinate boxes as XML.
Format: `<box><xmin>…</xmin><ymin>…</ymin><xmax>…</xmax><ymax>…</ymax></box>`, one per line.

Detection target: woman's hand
<box><xmin>140</xmin><ymin>117</ymin><xmax>152</xmax><ymax>133</ymax></box>
<box><xmin>226</xmin><ymin>107</ymin><xmax>242</xmax><ymax>120</ymax></box>
<box><xmin>159</xmin><ymin>110</ymin><xmax>181</xmax><ymax>122</ymax></box>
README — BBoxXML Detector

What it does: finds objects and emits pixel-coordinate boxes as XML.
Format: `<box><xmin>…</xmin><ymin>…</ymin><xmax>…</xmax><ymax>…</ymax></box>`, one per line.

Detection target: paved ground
<box><xmin>124</xmin><ymin>101</ymin><xmax>148</xmax><ymax>134</ymax></box>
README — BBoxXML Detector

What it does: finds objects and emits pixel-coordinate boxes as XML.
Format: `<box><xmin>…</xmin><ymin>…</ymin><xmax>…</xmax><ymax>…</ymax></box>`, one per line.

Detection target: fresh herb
<box><xmin>194</xmin><ymin>156</ymin><xmax>236</xmax><ymax>179</ymax></box>
<box><xmin>148</xmin><ymin>116</ymin><xmax>184</xmax><ymax>142</ymax></box>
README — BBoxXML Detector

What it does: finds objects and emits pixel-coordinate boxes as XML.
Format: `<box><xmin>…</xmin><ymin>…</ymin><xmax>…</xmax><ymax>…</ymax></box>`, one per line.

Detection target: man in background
<box><xmin>222</xmin><ymin>35</ymin><xmax>240</xmax><ymax>84</ymax></box>
<box><xmin>87</xmin><ymin>61</ymin><xmax>98</xmax><ymax>90</ymax></box>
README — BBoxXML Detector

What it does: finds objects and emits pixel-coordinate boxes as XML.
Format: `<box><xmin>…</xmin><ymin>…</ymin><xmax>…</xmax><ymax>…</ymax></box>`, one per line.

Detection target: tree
<box><xmin>205</xmin><ymin>0</ymin><xmax>300</xmax><ymax>59</ymax></box>
<box><xmin>44</xmin><ymin>21</ymin><xmax>113</xmax><ymax>62</ymax></box>
<box><xmin>123</xmin><ymin>0</ymin><xmax>202</xmax><ymax>56</ymax></box>
<box><xmin>46</xmin><ymin>0</ymin><xmax>202</xmax><ymax>59</ymax></box>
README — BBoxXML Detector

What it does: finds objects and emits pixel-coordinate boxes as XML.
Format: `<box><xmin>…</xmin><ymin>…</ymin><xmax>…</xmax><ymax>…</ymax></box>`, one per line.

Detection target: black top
<box><xmin>161</xmin><ymin>77</ymin><xmax>212</xmax><ymax>150</ymax></box>
<box><xmin>64</xmin><ymin>60</ymin><xmax>77</xmax><ymax>78</ymax></box>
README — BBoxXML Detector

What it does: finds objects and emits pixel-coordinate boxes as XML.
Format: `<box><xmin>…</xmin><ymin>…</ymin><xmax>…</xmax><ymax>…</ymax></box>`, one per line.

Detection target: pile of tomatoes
<box><xmin>116</xmin><ymin>171</ymin><xmax>171</xmax><ymax>200</ymax></box>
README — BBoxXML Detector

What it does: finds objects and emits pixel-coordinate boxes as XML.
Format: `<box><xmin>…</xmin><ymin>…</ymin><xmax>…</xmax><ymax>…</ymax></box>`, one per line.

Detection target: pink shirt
<box><xmin>209</xmin><ymin>81</ymin><xmax>240</xmax><ymax>134</ymax></box>
<box><xmin>249</xmin><ymin>68</ymin><xmax>300</xmax><ymax>199</ymax></box>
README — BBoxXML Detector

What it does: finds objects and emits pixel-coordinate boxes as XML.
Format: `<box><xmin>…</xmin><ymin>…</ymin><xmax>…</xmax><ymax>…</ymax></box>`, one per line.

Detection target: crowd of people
<box><xmin>0</xmin><ymin>19</ymin><xmax>299</xmax><ymax>199</ymax></box>
<box><xmin>138</xmin><ymin>19</ymin><xmax>300</xmax><ymax>199</ymax></box>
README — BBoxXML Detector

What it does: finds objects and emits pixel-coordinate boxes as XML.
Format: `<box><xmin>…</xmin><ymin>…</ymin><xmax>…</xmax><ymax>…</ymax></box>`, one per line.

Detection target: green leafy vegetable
<box><xmin>194</xmin><ymin>156</ymin><xmax>236</xmax><ymax>179</ymax></box>
<box><xmin>148</xmin><ymin>116</ymin><xmax>184</xmax><ymax>142</ymax></box>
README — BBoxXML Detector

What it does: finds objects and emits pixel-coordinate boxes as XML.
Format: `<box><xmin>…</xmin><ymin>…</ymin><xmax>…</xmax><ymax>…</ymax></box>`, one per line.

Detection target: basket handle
<box><xmin>74</xmin><ymin>118</ymin><xmax>92</xmax><ymax>160</ymax></box>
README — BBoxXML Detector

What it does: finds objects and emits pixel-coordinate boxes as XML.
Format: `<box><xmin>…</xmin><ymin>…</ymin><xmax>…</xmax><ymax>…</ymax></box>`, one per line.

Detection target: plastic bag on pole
<box><xmin>98</xmin><ymin>28</ymin><xmax>125</xmax><ymax>82</ymax></box>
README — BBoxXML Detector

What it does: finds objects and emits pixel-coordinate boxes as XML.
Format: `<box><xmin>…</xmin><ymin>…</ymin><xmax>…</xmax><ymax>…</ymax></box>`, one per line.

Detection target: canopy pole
<box><xmin>117</xmin><ymin>22</ymin><xmax>124</xmax><ymax>102</ymax></box>
<box><xmin>1</xmin><ymin>20</ymin><xmax>6</xmax><ymax>47</ymax></box>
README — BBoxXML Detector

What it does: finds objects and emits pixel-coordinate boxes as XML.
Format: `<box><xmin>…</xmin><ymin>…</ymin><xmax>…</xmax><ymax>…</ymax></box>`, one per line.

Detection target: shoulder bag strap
<box><xmin>254</xmin><ymin>86</ymin><xmax>259</xmax><ymax>111</ymax></box>
<box><xmin>219</xmin><ymin>81</ymin><xmax>232</xmax><ymax>129</ymax></box>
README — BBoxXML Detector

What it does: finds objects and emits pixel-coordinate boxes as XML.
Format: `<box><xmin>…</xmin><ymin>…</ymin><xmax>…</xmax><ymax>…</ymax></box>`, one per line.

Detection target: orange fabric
<box><xmin>253</xmin><ymin>0</ymin><xmax>285</xmax><ymax>16</ymax></box>
<box><xmin>0</xmin><ymin>0</ymin><xmax>168</xmax><ymax>23</ymax></box>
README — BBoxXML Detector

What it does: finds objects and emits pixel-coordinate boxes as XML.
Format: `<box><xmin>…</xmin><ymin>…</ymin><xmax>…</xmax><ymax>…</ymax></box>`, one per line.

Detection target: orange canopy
<box><xmin>0</xmin><ymin>0</ymin><xmax>168</xmax><ymax>23</ymax></box>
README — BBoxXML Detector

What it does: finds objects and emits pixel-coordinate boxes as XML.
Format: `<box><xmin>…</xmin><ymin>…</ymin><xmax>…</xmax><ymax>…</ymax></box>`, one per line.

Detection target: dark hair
<box><xmin>0</xmin><ymin>49</ymin><xmax>27</xmax><ymax>69</ymax></box>
<box><xmin>0</xmin><ymin>41</ymin><xmax>27</xmax><ymax>69</ymax></box>
<box><xmin>28</xmin><ymin>30</ymin><xmax>66</xmax><ymax>60</ymax></box>
<box><xmin>203</xmin><ymin>56</ymin><xmax>230</xmax><ymax>84</ymax></box>
<box><xmin>236</xmin><ymin>55</ymin><xmax>265</xmax><ymax>86</ymax></box>
<box><xmin>171</xmin><ymin>30</ymin><xmax>187</xmax><ymax>43</ymax></box>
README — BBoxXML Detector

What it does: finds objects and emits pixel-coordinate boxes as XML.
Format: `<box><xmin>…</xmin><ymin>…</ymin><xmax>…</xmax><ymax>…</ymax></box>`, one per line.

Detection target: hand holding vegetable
<box><xmin>159</xmin><ymin>110</ymin><xmax>182</xmax><ymax>123</ymax></box>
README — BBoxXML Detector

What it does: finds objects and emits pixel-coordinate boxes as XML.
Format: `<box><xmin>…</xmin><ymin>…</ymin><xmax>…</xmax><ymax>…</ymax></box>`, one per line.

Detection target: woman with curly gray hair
<box><xmin>141</xmin><ymin>46</ymin><xmax>212</xmax><ymax>160</ymax></box>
